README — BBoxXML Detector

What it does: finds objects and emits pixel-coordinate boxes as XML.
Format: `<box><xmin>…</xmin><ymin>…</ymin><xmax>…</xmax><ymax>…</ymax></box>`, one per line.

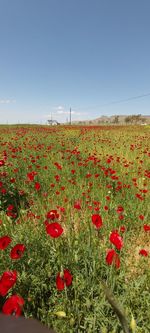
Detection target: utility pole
<box><xmin>70</xmin><ymin>107</ymin><xmax>72</xmax><ymax>125</ymax></box>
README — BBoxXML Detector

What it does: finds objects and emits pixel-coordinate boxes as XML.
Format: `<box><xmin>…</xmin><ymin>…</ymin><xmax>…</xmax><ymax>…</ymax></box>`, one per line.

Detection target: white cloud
<box><xmin>57</xmin><ymin>110</ymin><xmax>69</xmax><ymax>115</ymax></box>
<box><xmin>57</xmin><ymin>105</ymin><xmax>64</xmax><ymax>111</ymax></box>
<box><xmin>43</xmin><ymin>106</ymin><xmax>89</xmax><ymax>123</ymax></box>
<box><xmin>56</xmin><ymin>110</ymin><xmax>88</xmax><ymax>116</ymax></box>
<box><xmin>53</xmin><ymin>105</ymin><xmax>64</xmax><ymax>111</ymax></box>
<box><xmin>0</xmin><ymin>99</ymin><xmax>16</xmax><ymax>104</ymax></box>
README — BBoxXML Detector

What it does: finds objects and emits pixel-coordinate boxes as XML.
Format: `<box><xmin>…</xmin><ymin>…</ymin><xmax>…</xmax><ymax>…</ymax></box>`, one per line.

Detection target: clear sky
<box><xmin>0</xmin><ymin>0</ymin><xmax>150</xmax><ymax>124</ymax></box>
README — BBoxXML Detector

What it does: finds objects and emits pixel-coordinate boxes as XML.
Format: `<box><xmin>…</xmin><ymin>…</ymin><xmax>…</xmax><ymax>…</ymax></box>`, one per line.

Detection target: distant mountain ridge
<box><xmin>73</xmin><ymin>114</ymin><xmax>150</xmax><ymax>125</ymax></box>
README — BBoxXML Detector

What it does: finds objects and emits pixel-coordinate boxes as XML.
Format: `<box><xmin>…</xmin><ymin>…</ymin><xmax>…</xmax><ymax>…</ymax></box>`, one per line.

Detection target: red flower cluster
<box><xmin>0</xmin><ymin>271</ymin><xmax>17</xmax><ymax>296</ymax></box>
<box><xmin>56</xmin><ymin>269</ymin><xmax>73</xmax><ymax>291</ymax></box>
<box><xmin>27</xmin><ymin>171</ymin><xmax>37</xmax><ymax>181</ymax></box>
<box><xmin>0</xmin><ymin>235</ymin><xmax>26</xmax><ymax>260</ymax></box>
<box><xmin>45</xmin><ymin>209</ymin><xmax>63</xmax><ymax>238</ymax></box>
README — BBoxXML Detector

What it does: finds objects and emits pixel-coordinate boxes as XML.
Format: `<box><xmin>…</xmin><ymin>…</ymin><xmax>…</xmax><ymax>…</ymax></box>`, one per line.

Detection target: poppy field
<box><xmin>0</xmin><ymin>124</ymin><xmax>150</xmax><ymax>332</ymax></box>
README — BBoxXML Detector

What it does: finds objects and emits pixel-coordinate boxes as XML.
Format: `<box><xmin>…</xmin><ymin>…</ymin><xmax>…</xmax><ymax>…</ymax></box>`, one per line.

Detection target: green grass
<box><xmin>0</xmin><ymin>125</ymin><xmax>150</xmax><ymax>332</ymax></box>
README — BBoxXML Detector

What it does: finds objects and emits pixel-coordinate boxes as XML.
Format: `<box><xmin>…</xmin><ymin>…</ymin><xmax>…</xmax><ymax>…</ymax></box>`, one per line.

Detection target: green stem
<box><xmin>101</xmin><ymin>281</ymin><xmax>131</xmax><ymax>333</ymax></box>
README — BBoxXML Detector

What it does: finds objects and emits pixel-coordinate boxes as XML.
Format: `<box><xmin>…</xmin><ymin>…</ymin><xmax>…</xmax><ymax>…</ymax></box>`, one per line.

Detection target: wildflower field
<box><xmin>0</xmin><ymin>125</ymin><xmax>150</xmax><ymax>332</ymax></box>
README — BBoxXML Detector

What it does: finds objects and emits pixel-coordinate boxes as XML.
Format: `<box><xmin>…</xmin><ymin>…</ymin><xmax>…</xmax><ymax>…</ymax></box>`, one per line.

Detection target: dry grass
<box><xmin>125</xmin><ymin>230</ymin><xmax>150</xmax><ymax>282</ymax></box>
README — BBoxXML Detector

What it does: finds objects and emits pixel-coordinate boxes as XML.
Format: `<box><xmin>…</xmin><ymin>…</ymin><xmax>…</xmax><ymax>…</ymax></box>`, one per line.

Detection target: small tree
<box><xmin>113</xmin><ymin>116</ymin><xmax>119</xmax><ymax>124</ymax></box>
<box><xmin>125</xmin><ymin>116</ymin><xmax>131</xmax><ymax>124</ymax></box>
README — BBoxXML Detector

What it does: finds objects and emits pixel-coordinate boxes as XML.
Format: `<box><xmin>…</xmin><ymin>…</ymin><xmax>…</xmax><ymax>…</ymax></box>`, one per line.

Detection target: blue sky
<box><xmin>0</xmin><ymin>0</ymin><xmax>150</xmax><ymax>124</ymax></box>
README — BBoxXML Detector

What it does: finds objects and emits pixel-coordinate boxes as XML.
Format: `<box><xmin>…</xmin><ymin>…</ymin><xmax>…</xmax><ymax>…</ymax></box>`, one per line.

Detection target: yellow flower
<box><xmin>55</xmin><ymin>311</ymin><xmax>66</xmax><ymax>318</ymax></box>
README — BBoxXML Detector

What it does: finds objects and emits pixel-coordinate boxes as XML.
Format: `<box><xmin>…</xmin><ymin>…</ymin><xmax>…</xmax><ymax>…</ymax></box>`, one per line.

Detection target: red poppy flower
<box><xmin>35</xmin><ymin>182</ymin><xmax>41</xmax><ymax>191</ymax></box>
<box><xmin>120</xmin><ymin>225</ymin><xmax>126</xmax><ymax>233</ymax></box>
<box><xmin>92</xmin><ymin>214</ymin><xmax>103</xmax><ymax>229</ymax></box>
<box><xmin>1</xmin><ymin>188</ymin><xmax>7</xmax><ymax>194</ymax></box>
<box><xmin>7</xmin><ymin>204</ymin><xmax>14</xmax><ymax>211</ymax></box>
<box><xmin>54</xmin><ymin>162</ymin><xmax>62</xmax><ymax>170</ymax></box>
<box><xmin>136</xmin><ymin>193</ymin><xmax>144</xmax><ymax>201</ymax></box>
<box><xmin>139</xmin><ymin>215</ymin><xmax>144</xmax><ymax>220</ymax></box>
<box><xmin>57</xmin><ymin>206</ymin><xmax>65</xmax><ymax>213</ymax></box>
<box><xmin>139</xmin><ymin>249</ymin><xmax>148</xmax><ymax>257</ymax></box>
<box><xmin>27</xmin><ymin>171</ymin><xmax>37</xmax><ymax>181</ymax></box>
<box><xmin>55</xmin><ymin>175</ymin><xmax>60</xmax><ymax>182</ymax></box>
<box><xmin>116</xmin><ymin>205</ymin><xmax>124</xmax><ymax>214</ymax></box>
<box><xmin>104</xmin><ymin>205</ymin><xmax>109</xmax><ymax>211</ymax></box>
<box><xmin>109</xmin><ymin>231</ymin><xmax>123</xmax><ymax>250</ymax></box>
<box><xmin>106</xmin><ymin>249</ymin><xmax>115</xmax><ymax>265</ymax></box>
<box><xmin>0</xmin><ymin>236</ymin><xmax>12</xmax><ymax>250</ymax></box>
<box><xmin>0</xmin><ymin>271</ymin><xmax>17</xmax><ymax>296</ymax></box>
<box><xmin>74</xmin><ymin>201</ymin><xmax>81</xmax><ymax>210</ymax></box>
<box><xmin>106</xmin><ymin>249</ymin><xmax>120</xmax><ymax>269</ymax></box>
<box><xmin>118</xmin><ymin>214</ymin><xmax>124</xmax><ymax>220</ymax></box>
<box><xmin>46</xmin><ymin>210</ymin><xmax>59</xmax><ymax>220</ymax></box>
<box><xmin>46</xmin><ymin>222</ymin><xmax>63</xmax><ymax>238</ymax></box>
<box><xmin>10</xmin><ymin>244</ymin><xmax>26</xmax><ymax>259</ymax></box>
<box><xmin>56</xmin><ymin>269</ymin><xmax>73</xmax><ymax>291</ymax></box>
<box><xmin>2</xmin><ymin>294</ymin><xmax>24</xmax><ymax>316</ymax></box>
<box><xmin>143</xmin><ymin>224</ymin><xmax>150</xmax><ymax>232</ymax></box>
<box><xmin>0</xmin><ymin>160</ymin><xmax>5</xmax><ymax>167</ymax></box>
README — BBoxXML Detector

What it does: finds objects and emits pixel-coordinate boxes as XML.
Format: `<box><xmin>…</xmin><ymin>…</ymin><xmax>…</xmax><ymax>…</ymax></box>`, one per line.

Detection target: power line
<box><xmin>73</xmin><ymin>91</ymin><xmax>150</xmax><ymax>111</ymax></box>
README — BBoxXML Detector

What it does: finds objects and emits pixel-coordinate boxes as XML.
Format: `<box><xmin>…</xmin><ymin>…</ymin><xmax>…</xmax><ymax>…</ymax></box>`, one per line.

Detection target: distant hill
<box><xmin>73</xmin><ymin>114</ymin><xmax>150</xmax><ymax>125</ymax></box>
